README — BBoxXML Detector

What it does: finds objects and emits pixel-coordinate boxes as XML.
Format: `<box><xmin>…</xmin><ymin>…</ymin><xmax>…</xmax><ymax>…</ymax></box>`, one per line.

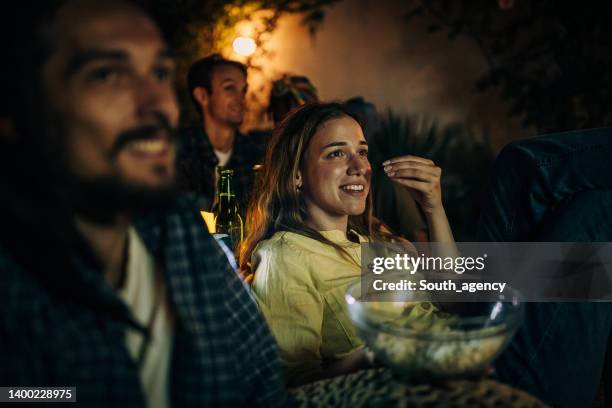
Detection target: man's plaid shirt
<box><xmin>176</xmin><ymin>127</ymin><xmax>265</xmax><ymax>212</ymax></box>
<box><xmin>0</xmin><ymin>195</ymin><xmax>288</xmax><ymax>407</ymax></box>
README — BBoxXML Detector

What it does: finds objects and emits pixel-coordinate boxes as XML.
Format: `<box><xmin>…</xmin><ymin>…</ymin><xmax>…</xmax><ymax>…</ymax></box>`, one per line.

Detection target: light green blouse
<box><xmin>251</xmin><ymin>230</ymin><xmax>367</xmax><ymax>386</ymax></box>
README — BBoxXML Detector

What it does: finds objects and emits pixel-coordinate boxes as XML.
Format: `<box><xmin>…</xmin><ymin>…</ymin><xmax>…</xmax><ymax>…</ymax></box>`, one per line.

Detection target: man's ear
<box><xmin>192</xmin><ymin>87</ymin><xmax>209</xmax><ymax>112</ymax></box>
<box><xmin>296</xmin><ymin>170</ymin><xmax>303</xmax><ymax>190</ymax></box>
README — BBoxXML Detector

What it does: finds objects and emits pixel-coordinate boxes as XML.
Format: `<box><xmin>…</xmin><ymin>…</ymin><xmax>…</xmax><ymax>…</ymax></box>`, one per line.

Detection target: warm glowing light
<box><xmin>232</xmin><ymin>36</ymin><xmax>257</xmax><ymax>57</ymax></box>
<box><xmin>200</xmin><ymin>211</ymin><xmax>216</xmax><ymax>233</ymax></box>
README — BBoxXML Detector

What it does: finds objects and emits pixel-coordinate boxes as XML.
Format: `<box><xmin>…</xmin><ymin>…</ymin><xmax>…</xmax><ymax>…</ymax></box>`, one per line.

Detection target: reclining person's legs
<box><xmin>494</xmin><ymin>190</ymin><xmax>612</xmax><ymax>407</ymax></box>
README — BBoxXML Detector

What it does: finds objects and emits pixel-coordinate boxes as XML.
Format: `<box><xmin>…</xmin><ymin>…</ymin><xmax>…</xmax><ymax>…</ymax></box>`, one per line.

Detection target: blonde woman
<box><xmin>240</xmin><ymin>102</ymin><xmax>455</xmax><ymax>386</ymax></box>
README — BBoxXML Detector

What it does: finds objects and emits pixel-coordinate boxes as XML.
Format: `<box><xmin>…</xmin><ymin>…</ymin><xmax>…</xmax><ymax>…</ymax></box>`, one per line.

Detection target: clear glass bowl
<box><xmin>345</xmin><ymin>281</ymin><xmax>524</xmax><ymax>381</ymax></box>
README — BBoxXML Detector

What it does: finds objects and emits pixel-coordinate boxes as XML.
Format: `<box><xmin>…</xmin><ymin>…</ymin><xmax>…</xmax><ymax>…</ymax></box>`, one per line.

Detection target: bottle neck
<box><xmin>218</xmin><ymin>176</ymin><xmax>237</xmax><ymax>209</ymax></box>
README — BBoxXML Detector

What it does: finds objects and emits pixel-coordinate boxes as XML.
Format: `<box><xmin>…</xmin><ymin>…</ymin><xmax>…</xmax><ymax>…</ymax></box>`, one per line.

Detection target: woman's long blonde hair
<box><xmin>239</xmin><ymin>102</ymin><xmax>397</xmax><ymax>278</ymax></box>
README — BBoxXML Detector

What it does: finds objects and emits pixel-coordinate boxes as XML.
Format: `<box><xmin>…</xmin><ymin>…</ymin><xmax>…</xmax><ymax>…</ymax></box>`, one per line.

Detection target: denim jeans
<box><xmin>477</xmin><ymin>127</ymin><xmax>612</xmax><ymax>407</ymax></box>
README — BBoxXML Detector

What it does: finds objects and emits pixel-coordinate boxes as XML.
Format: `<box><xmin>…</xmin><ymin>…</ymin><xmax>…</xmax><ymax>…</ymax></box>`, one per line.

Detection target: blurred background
<box><xmin>151</xmin><ymin>0</ymin><xmax>612</xmax><ymax>240</ymax></box>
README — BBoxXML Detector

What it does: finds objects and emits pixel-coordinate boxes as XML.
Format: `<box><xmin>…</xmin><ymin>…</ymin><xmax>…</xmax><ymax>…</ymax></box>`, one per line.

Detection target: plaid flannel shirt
<box><xmin>176</xmin><ymin>127</ymin><xmax>265</xmax><ymax>212</ymax></box>
<box><xmin>0</xmin><ymin>195</ymin><xmax>288</xmax><ymax>407</ymax></box>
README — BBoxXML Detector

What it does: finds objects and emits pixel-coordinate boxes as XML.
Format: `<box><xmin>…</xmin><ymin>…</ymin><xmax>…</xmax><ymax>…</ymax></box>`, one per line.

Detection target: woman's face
<box><xmin>299</xmin><ymin>115</ymin><xmax>371</xmax><ymax>230</ymax></box>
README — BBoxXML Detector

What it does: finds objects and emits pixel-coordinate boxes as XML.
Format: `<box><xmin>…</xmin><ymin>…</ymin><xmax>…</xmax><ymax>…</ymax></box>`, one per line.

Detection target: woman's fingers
<box><xmin>384</xmin><ymin>156</ymin><xmax>444</xmax><ymax>213</ymax></box>
<box><xmin>384</xmin><ymin>160</ymin><xmax>438</xmax><ymax>169</ymax></box>
<box><xmin>384</xmin><ymin>159</ymin><xmax>442</xmax><ymax>179</ymax></box>
<box><xmin>385</xmin><ymin>161</ymin><xmax>441</xmax><ymax>173</ymax></box>
<box><xmin>383</xmin><ymin>155</ymin><xmax>435</xmax><ymax>166</ymax></box>
<box><xmin>384</xmin><ymin>163</ymin><xmax>441</xmax><ymax>179</ymax></box>
<box><xmin>383</xmin><ymin>156</ymin><xmax>441</xmax><ymax>180</ymax></box>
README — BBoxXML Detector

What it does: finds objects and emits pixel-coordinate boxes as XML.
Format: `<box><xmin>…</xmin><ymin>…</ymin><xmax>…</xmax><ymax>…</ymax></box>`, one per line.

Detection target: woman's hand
<box><xmin>383</xmin><ymin>155</ymin><xmax>457</xmax><ymax>252</ymax></box>
<box><xmin>383</xmin><ymin>155</ymin><xmax>443</xmax><ymax>215</ymax></box>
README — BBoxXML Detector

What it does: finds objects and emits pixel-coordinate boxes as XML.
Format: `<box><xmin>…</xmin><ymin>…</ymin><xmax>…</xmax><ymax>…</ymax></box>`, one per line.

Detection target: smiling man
<box><xmin>0</xmin><ymin>1</ymin><xmax>287</xmax><ymax>406</ymax></box>
<box><xmin>177</xmin><ymin>54</ymin><xmax>265</xmax><ymax>210</ymax></box>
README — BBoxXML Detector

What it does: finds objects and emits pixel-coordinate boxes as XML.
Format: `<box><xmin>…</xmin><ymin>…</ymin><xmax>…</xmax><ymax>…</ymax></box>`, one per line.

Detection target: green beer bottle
<box><xmin>213</xmin><ymin>168</ymin><xmax>244</xmax><ymax>247</ymax></box>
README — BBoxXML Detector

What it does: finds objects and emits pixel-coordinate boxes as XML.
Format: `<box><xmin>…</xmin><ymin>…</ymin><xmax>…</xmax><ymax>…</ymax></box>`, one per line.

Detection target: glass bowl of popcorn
<box><xmin>345</xmin><ymin>281</ymin><xmax>524</xmax><ymax>381</ymax></box>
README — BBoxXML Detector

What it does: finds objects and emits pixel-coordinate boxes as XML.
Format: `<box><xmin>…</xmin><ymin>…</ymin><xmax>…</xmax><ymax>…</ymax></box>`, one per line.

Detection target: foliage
<box><xmin>369</xmin><ymin>112</ymin><xmax>495</xmax><ymax>241</ymax></box>
<box><xmin>148</xmin><ymin>0</ymin><xmax>336</xmax><ymax>122</ymax></box>
<box><xmin>406</xmin><ymin>0</ymin><xmax>612</xmax><ymax>133</ymax></box>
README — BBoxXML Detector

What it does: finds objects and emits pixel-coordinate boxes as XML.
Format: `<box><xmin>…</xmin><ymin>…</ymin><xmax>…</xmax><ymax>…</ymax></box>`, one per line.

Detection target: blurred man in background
<box><xmin>178</xmin><ymin>54</ymin><xmax>264</xmax><ymax>210</ymax></box>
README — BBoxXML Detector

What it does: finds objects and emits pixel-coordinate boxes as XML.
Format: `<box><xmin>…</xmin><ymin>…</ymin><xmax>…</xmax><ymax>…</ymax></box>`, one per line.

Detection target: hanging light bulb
<box><xmin>233</xmin><ymin>36</ymin><xmax>257</xmax><ymax>57</ymax></box>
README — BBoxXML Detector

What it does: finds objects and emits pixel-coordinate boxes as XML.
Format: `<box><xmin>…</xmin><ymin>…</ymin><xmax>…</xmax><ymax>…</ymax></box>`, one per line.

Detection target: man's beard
<box><xmin>59</xmin><ymin>116</ymin><xmax>180</xmax><ymax>224</ymax></box>
<box><xmin>64</xmin><ymin>173</ymin><xmax>178</xmax><ymax>224</ymax></box>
